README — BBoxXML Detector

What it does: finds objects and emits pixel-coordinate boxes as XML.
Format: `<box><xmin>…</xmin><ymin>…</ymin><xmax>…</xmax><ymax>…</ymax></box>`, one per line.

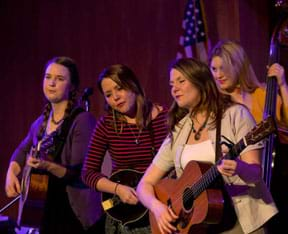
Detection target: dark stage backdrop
<box><xmin>0</xmin><ymin>0</ymin><xmax>273</xmax><ymax>221</ymax></box>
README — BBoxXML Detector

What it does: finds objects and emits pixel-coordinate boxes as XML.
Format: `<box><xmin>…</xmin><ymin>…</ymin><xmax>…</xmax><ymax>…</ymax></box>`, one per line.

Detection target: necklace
<box><xmin>191</xmin><ymin>117</ymin><xmax>208</xmax><ymax>141</ymax></box>
<box><xmin>51</xmin><ymin>112</ymin><xmax>64</xmax><ymax>125</ymax></box>
<box><xmin>127</xmin><ymin>124</ymin><xmax>142</xmax><ymax>145</ymax></box>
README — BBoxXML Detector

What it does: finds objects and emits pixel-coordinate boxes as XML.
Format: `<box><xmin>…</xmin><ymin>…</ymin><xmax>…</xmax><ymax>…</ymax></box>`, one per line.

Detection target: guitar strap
<box><xmin>213</xmin><ymin>110</ymin><xmax>238</xmax><ymax>232</ymax></box>
<box><xmin>215</xmin><ymin>114</ymin><xmax>222</xmax><ymax>161</ymax></box>
<box><xmin>52</xmin><ymin>107</ymin><xmax>84</xmax><ymax>161</ymax></box>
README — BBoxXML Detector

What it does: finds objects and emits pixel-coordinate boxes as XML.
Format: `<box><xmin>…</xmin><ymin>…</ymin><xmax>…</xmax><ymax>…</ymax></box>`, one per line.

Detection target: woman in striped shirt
<box><xmin>82</xmin><ymin>64</ymin><xmax>168</xmax><ymax>234</ymax></box>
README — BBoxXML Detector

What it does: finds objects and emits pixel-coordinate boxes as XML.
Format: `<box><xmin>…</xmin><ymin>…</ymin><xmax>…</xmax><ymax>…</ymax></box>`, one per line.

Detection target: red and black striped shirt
<box><xmin>82</xmin><ymin>109</ymin><xmax>168</xmax><ymax>189</ymax></box>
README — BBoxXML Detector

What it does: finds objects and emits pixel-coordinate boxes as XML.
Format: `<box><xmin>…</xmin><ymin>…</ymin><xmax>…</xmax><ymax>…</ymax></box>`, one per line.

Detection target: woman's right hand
<box><xmin>5</xmin><ymin>164</ymin><xmax>21</xmax><ymax>197</ymax></box>
<box><xmin>115</xmin><ymin>184</ymin><xmax>139</xmax><ymax>205</ymax></box>
<box><xmin>151</xmin><ymin>200</ymin><xmax>178</xmax><ymax>234</ymax></box>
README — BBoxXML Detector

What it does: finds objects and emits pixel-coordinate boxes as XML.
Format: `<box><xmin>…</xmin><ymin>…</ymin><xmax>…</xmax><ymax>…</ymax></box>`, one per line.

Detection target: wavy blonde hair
<box><xmin>209</xmin><ymin>40</ymin><xmax>262</xmax><ymax>93</ymax></box>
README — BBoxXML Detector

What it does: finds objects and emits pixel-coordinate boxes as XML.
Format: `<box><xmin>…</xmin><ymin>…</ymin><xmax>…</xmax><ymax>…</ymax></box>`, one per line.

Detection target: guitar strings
<box><xmin>171</xmin><ymin>163</ymin><xmax>220</xmax><ymax>209</ymax></box>
<box><xmin>171</xmin><ymin>120</ymin><xmax>269</xmax><ymax>209</ymax></box>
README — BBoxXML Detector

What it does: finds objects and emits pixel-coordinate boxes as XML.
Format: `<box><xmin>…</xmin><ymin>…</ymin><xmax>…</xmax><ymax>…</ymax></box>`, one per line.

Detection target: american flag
<box><xmin>177</xmin><ymin>0</ymin><xmax>208</xmax><ymax>62</ymax></box>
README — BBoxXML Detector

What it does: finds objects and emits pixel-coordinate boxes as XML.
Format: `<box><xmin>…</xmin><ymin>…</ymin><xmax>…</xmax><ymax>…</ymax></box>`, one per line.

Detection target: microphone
<box><xmin>82</xmin><ymin>87</ymin><xmax>93</xmax><ymax>100</ymax></box>
<box><xmin>82</xmin><ymin>87</ymin><xmax>93</xmax><ymax>111</ymax></box>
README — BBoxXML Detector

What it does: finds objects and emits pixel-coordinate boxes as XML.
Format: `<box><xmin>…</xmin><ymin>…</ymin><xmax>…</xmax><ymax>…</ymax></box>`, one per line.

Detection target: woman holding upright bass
<box><xmin>5</xmin><ymin>57</ymin><xmax>103</xmax><ymax>234</ymax></box>
<box><xmin>209</xmin><ymin>40</ymin><xmax>288</xmax><ymax>142</ymax></box>
<box><xmin>209</xmin><ymin>40</ymin><xmax>288</xmax><ymax>232</ymax></box>
<box><xmin>136</xmin><ymin>58</ymin><xmax>278</xmax><ymax>234</ymax></box>
<box><xmin>81</xmin><ymin>64</ymin><xmax>168</xmax><ymax>234</ymax></box>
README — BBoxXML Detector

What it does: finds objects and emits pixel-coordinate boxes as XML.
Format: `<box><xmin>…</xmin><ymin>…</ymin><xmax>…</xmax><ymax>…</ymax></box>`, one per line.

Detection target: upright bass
<box><xmin>262</xmin><ymin>2</ymin><xmax>288</xmax><ymax>188</ymax></box>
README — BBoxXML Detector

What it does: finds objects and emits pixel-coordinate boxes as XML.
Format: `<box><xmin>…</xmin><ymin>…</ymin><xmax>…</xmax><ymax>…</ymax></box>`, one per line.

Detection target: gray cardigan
<box><xmin>11</xmin><ymin>110</ymin><xmax>103</xmax><ymax>229</ymax></box>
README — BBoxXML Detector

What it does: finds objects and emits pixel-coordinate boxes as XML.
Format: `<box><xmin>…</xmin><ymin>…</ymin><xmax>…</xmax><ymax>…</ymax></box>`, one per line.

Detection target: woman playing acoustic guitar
<box><xmin>5</xmin><ymin>57</ymin><xmax>103</xmax><ymax>234</ymax></box>
<box><xmin>136</xmin><ymin>58</ymin><xmax>278</xmax><ymax>234</ymax></box>
<box><xmin>81</xmin><ymin>64</ymin><xmax>168</xmax><ymax>234</ymax></box>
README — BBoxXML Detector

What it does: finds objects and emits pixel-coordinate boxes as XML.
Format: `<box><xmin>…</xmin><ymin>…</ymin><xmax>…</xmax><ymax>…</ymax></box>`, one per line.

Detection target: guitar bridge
<box><xmin>177</xmin><ymin>209</ymin><xmax>192</xmax><ymax>229</ymax></box>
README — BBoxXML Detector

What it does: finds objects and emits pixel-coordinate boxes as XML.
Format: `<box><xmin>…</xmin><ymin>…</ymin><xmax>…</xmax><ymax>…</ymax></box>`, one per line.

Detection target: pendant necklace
<box><xmin>51</xmin><ymin>112</ymin><xmax>64</xmax><ymax>125</ymax></box>
<box><xmin>191</xmin><ymin>116</ymin><xmax>208</xmax><ymax>141</ymax></box>
<box><xmin>127</xmin><ymin>124</ymin><xmax>142</xmax><ymax>145</ymax></box>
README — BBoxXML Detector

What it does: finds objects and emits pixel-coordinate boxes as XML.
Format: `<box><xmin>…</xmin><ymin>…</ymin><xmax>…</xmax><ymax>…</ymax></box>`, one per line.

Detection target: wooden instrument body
<box><xmin>150</xmin><ymin>161</ymin><xmax>223</xmax><ymax>234</ymax></box>
<box><xmin>18</xmin><ymin>135</ymin><xmax>54</xmax><ymax>228</ymax></box>
<box><xmin>149</xmin><ymin>116</ymin><xmax>277</xmax><ymax>233</ymax></box>
<box><xmin>19</xmin><ymin>171</ymin><xmax>49</xmax><ymax>227</ymax></box>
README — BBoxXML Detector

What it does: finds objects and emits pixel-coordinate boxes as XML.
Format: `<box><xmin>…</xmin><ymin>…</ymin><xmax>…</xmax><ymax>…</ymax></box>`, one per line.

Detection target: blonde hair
<box><xmin>209</xmin><ymin>40</ymin><xmax>262</xmax><ymax>93</ymax></box>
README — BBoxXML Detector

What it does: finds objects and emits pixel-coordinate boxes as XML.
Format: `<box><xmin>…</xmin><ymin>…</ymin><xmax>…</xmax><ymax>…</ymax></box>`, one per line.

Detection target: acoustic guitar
<box><xmin>17</xmin><ymin>134</ymin><xmax>55</xmax><ymax>227</ymax></box>
<box><xmin>150</xmin><ymin>116</ymin><xmax>277</xmax><ymax>234</ymax></box>
<box><xmin>101</xmin><ymin>169</ymin><xmax>148</xmax><ymax>225</ymax></box>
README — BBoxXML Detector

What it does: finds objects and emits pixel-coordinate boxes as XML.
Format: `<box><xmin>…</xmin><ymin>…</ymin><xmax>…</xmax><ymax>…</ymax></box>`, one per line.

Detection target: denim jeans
<box><xmin>105</xmin><ymin>215</ymin><xmax>151</xmax><ymax>234</ymax></box>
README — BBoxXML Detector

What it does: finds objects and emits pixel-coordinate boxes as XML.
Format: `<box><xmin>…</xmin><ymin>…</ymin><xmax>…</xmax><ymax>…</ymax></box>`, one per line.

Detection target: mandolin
<box><xmin>101</xmin><ymin>169</ymin><xmax>148</xmax><ymax>225</ymax></box>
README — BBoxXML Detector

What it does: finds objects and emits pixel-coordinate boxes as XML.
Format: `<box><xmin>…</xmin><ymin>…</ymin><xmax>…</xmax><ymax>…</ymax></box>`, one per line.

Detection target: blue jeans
<box><xmin>105</xmin><ymin>215</ymin><xmax>151</xmax><ymax>234</ymax></box>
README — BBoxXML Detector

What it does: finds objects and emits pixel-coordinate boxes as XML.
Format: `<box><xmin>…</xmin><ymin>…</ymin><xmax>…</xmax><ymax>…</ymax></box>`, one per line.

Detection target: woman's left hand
<box><xmin>217</xmin><ymin>159</ymin><xmax>237</xmax><ymax>177</ymax></box>
<box><xmin>267</xmin><ymin>63</ymin><xmax>286</xmax><ymax>87</ymax></box>
<box><xmin>26</xmin><ymin>155</ymin><xmax>49</xmax><ymax>170</ymax></box>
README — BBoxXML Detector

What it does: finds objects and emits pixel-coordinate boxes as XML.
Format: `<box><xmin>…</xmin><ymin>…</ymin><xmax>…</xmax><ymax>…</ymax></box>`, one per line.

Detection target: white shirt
<box><xmin>180</xmin><ymin>140</ymin><xmax>215</xmax><ymax>170</ymax></box>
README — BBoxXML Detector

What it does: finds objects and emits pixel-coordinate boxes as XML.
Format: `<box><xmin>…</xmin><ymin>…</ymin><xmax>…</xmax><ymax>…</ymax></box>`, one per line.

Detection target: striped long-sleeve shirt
<box><xmin>82</xmin><ymin>109</ymin><xmax>168</xmax><ymax>190</ymax></box>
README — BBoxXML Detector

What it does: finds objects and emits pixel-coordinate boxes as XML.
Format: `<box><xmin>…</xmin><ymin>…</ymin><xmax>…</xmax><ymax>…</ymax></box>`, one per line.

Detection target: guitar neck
<box><xmin>183</xmin><ymin>116</ymin><xmax>276</xmax><ymax>203</ymax></box>
<box><xmin>190</xmin><ymin>138</ymin><xmax>246</xmax><ymax>198</ymax></box>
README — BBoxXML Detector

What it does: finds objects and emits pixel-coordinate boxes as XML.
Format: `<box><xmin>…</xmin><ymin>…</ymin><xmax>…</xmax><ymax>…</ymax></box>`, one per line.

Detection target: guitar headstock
<box><xmin>245</xmin><ymin>116</ymin><xmax>277</xmax><ymax>145</ymax></box>
<box><xmin>39</xmin><ymin>132</ymin><xmax>56</xmax><ymax>153</ymax></box>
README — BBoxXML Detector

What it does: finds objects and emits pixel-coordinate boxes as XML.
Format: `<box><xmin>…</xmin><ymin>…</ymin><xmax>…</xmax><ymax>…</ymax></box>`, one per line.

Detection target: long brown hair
<box><xmin>98</xmin><ymin>64</ymin><xmax>153</xmax><ymax>132</ymax></box>
<box><xmin>168</xmin><ymin>58</ymin><xmax>234</xmax><ymax>134</ymax></box>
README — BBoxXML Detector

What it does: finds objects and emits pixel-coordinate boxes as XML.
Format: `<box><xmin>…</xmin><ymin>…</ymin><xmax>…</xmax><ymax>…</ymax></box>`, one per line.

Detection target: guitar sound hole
<box><xmin>182</xmin><ymin>187</ymin><xmax>194</xmax><ymax>211</ymax></box>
